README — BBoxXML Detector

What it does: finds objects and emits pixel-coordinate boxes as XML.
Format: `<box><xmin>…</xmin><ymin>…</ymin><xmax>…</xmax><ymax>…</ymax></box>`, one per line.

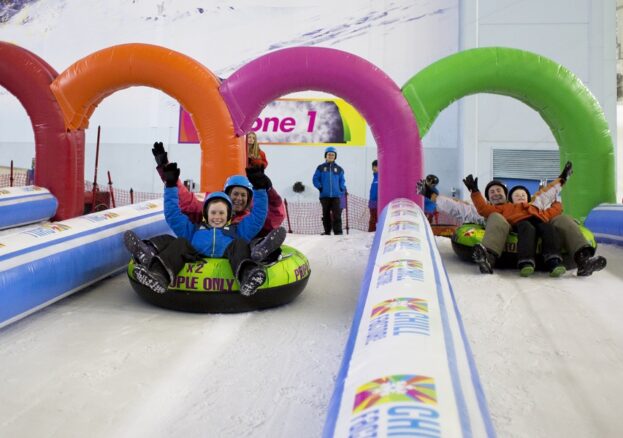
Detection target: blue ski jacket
<box><xmin>313</xmin><ymin>162</ymin><xmax>346</xmax><ymax>199</ymax></box>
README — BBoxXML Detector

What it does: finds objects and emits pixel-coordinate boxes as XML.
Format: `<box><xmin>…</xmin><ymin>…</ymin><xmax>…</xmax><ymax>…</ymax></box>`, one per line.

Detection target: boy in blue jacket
<box><xmin>313</xmin><ymin>146</ymin><xmax>346</xmax><ymax>235</ymax></box>
<box><xmin>129</xmin><ymin>163</ymin><xmax>285</xmax><ymax>296</ymax></box>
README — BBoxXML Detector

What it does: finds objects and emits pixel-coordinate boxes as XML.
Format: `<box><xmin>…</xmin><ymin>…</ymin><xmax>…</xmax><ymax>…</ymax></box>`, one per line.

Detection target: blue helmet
<box><xmin>324</xmin><ymin>146</ymin><xmax>337</xmax><ymax>158</ymax></box>
<box><xmin>203</xmin><ymin>191</ymin><xmax>233</xmax><ymax>221</ymax></box>
<box><xmin>223</xmin><ymin>175</ymin><xmax>253</xmax><ymax>196</ymax></box>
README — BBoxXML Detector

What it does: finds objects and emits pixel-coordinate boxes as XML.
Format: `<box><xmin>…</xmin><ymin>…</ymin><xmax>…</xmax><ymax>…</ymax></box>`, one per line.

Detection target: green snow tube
<box><xmin>402</xmin><ymin>47</ymin><xmax>616</xmax><ymax>222</ymax></box>
<box><xmin>451</xmin><ymin>223</ymin><xmax>596</xmax><ymax>269</ymax></box>
<box><xmin>128</xmin><ymin>245</ymin><xmax>310</xmax><ymax>313</ymax></box>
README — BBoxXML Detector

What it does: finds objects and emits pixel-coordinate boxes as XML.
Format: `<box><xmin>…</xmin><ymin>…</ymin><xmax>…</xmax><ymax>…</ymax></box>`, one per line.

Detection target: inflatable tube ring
<box><xmin>127</xmin><ymin>245</ymin><xmax>310</xmax><ymax>313</ymax></box>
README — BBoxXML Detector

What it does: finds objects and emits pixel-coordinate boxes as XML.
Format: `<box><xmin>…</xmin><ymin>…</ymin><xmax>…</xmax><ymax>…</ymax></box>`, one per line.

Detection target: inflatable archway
<box><xmin>0</xmin><ymin>42</ymin><xmax>84</xmax><ymax>220</ymax></box>
<box><xmin>402</xmin><ymin>47</ymin><xmax>616</xmax><ymax>221</ymax></box>
<box><xmin>220</xmin><ymin>47</ymin><xmax>423</xmax><ymax>211</ymax></box>
<box><xmin>50</xmin><ymin>43</ymin><xmax>244</xmax><ymax>194</ymax></box>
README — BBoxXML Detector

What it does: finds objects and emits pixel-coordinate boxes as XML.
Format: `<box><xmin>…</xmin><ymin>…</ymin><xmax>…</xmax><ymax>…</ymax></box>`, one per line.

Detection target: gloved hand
<box><xmin>163</xmin><ymin>162</ymin><xmax>180</xmax><ymax>188</ymax></box>
<box><xmin>559</xmin><ymin>161</ymin><xmax>573</xmax><ymax>184</ymax></box>
<box><xmin>246</xmin><ymin>167</ymin><xmax>272</xmax><ymax>190</ymax></box>
<box><xmin>425</xmin><ymin>174</ymin><xmax>439</xmax><ymax>188</ymax></box>
<box><xmin>417</xmin><ymin>179</ymin><xmax>434</xmax><ymax>199</ymax></box>
<box><xmin>462</xmin><ymin>174</ymin><xmax>479</xmax><ymax>193</ymax></box>
<box><xmin>152</xmin><ymin>141</ymin><xmax>168</xmax><ymax>167</ymax></box>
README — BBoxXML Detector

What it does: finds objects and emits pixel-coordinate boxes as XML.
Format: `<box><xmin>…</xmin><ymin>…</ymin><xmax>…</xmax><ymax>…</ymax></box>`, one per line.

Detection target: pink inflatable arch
<box><xmin>220</xmin><ymin>47</ymin><xmax>422</xmax><ymax>210</ymax></box>
<box><xmin>0</xmin><ymin>42</ymin><xmax>84</xmax><ymax>220</ymax></box>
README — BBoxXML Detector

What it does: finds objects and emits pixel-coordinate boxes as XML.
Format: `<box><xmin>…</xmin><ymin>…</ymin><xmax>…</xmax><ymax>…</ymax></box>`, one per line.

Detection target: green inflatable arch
<box><xmin>402</xmin><ymin>47</ymin><xmax>616</xmax><ymax>221</ymax></box>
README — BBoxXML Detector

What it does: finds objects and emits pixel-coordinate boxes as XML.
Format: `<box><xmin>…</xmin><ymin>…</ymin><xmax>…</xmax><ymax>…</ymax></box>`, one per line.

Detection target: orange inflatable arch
<box><xmin>51</xmin><ymin>43</ymin><xmax>245</xmax><ymax>193</ymax></box>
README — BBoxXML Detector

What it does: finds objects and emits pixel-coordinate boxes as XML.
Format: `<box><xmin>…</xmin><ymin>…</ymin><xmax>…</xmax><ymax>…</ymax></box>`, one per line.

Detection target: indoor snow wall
<box><xmin>324</xmin><ymin>199</ymin><xmax>494</xmax><ymax>437</ymax></box>
<box><xmin>402</xmin><ymin>47</ymin><xmax>616</xmax><ymax>222</ymax></box>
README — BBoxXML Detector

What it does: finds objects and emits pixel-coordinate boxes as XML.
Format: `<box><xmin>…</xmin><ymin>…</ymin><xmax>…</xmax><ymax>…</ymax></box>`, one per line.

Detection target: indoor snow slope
<box><xmin>1</xmin><ymin>233</ymin><xmax>623</xmax><ymax>438</ymax></box>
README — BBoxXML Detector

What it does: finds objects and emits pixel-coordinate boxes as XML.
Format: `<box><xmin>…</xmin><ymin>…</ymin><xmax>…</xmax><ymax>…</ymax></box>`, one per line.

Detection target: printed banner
<box><xmin>178</xmin><ymin>98</ymin><xmax>366</xmax><ymax>146</ymax></box>
<box><xmin>324</xmin><ymin>199</ymin><xmax>494</xmax><ymax>438</ymax></box>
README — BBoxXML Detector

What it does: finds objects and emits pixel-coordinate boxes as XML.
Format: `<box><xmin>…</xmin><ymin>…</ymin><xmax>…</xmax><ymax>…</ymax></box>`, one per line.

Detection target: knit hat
<box><xmin>509</xmin><ymin>185</ymin><xmax>531</xmax><ymax>203</ymax></box>
<box><xmin>484</xmin><ymin>180</ymin><xmax>508</xmax><ymax>201</ymax></box>
<box><xmin>203</xmin><ymin>191</ymin><xmax>233</xmax><ymax>221</ymax></box>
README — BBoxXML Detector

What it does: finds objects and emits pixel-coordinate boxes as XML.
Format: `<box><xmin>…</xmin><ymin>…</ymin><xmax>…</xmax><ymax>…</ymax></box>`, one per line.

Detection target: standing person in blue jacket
<box><xmin>313</xmin><ymin>146</ymin><xmax>346</xmax><ymax>235</ymax></box>
<box><xmin>127</xmin><ymin>162</ymin><xmax>286</xmax><ymax>296</ymax></box>
<box><xmin>368</xmin><ymin>159</ymin><xmax>378</xmax><ymax>232</ymax></box>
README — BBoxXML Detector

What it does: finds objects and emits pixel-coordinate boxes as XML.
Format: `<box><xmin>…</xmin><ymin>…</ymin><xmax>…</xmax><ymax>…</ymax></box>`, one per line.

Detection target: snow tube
<box><xmin>584</xmin><ymin>203</ymin><xmax>623</xmax><ymax>247</ymax></box>
<box><xmin>0</xmin><ymin>186</ymin><xmax>58</xmax><ymax>230</ymax></box>
<box><xmin>451</xmin><ymin>223</ymin><xmax>597</xmax><ymax>269</ymax></box>
<box><xmin>127</xmin><ymin>245</ymin><xmax>310</xmax><ymax>313</ymax></box>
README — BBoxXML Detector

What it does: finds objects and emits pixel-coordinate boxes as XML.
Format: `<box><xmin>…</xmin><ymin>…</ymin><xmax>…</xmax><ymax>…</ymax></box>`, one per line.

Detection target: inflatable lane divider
<box><xmin>0</xmin><ymin>186</ymin><xmax>58</xmax><ymax>230</ymax></box>
<box><xmin>0</xmin><ymin>199</ymin><xmax>171</xmax><ymax>329</ymax></box>
<box><xmin>323</xmin><ymin>199</ymin><xmax>495</xmax><ymax>438</ymax></box>
<box><xmin>585</xmin><ymin>203</ymin><xmax>623</xmax><ymax>247</ymax></box>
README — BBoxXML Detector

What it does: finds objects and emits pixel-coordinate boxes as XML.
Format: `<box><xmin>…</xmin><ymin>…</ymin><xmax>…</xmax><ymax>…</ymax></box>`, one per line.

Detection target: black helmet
<box><xmin>425</xmin><ymin>174</ymin><xmax>439</xmax><ymax>187</ymax></box>
<box><xmin>508</xmin><ymin>185</ymin><xmax>531</xmax><ymax>203</ymax></box>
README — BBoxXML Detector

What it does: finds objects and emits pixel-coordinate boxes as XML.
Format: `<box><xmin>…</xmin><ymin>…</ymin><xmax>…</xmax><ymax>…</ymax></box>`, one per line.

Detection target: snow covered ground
<box><xmin>1</xmin><ymin>232</ymin><xmax>622</xmax><ymax>437</ymax></box>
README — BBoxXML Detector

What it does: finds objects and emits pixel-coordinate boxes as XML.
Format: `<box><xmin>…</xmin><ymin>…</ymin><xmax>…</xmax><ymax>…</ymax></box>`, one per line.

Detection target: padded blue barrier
<box><xmin>0</xmin><ymin>186</ymin><xmax>58</xmax><ymax>230</ymax></box>
<box><xmin>584</xmin><ymin>203</ymin><xmax>623</xmax><ymax>247</ymax></box>
<box><xmin>324</xmin><ymin>199</ymin><xmax>494</xmax><ymax>438</ymax></box>
<box><xmin>0</xmin><ymin>199</ymin><xmax>170</xmax><ymax>328</ymax></box>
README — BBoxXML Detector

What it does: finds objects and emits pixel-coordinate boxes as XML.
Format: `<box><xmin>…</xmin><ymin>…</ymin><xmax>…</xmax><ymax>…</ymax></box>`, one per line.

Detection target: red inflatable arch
<box><xmin>0</xmin><ymin>42</ymin><xmax>84</xmax><ymax>220</ymax></box>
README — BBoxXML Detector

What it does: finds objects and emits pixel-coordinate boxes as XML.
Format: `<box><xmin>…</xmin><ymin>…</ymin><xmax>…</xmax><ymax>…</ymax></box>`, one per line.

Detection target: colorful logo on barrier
<box><xmin>353</xmin><ymin>375</ymin><xmax>436</xmax><ymax>414</ymax></box>
<box><xmin>21</xmin><ymin>186</ymin><xmax>43</xmax><ymax>192</ymax></box>
<box><xmin>133</xmin><ymin>202</ymin><xmax>159</xmax><ymax>211</ymax></box>
<box><xmin>23</xmin><ymin>223</ymin><xmax>71</xmax><ymax>238</ymax></box>
<box><xmin>383</xmin><ymin>236</ymin><xmax>421</xmax><ymax>254</ymax></box>
<box><xmin>388</xmin><ymin>220</ymin><xmax>420</xmax><ymax>233</ymax></box>
<box><xmin>371</xmin><ymin>297</ymin><xmax>428</xmax><ymax>317</ymax></box>
<box><xmin>377</xmin><ymin>259</ymin><xmax>423</xmax><ymax>286</ymax></box>
<box><xmin>366</xmin><ymin>298</ymin><xmax>430</xmax><ymax>344</ymax></box>
<box><xmin>390</xmin><ymin>207</ymin><xmax>419</xmax><ymax>217</ymax></box>
<box><xmin>392</xmin><ymin>200</ymin><xmax>417</xmax><ymax>209</ymax></box>
<box><xmin>349</xmin><ymin>376</ymin><xmax>441</xmax><ymax>437</ymax></box>
<box><xmin>83</xmin><ymin>211</ymin><xmax>120</xmax><ymax>223</ymax></box>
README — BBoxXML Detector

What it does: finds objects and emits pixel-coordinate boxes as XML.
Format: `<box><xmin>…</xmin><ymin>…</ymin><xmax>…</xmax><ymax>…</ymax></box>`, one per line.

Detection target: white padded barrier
<box><xmin>584</xmin><ymin>203</ymin><xmax>623</xmax><ymax>247</ymax></box>
<box><xmin>0</xmin><ymin>186</ymin><xmax>58</xmax><ymax>230</ymax></box>
<box><xmin>0</xmin><ymin>199</ymin><xmax>170</xmax><ymax>328</ymax></box>
<box><xmin>324</xmin><ymin>199</ymin><xmax>495</xmax><ymax>438</ymax></box>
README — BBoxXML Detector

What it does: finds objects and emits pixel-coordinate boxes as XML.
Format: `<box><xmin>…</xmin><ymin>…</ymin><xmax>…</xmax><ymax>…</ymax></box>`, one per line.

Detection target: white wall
<box><xmin>457</xmin><ymin>0</ymin><xmax>618</xmax><ymax>200</ymax></box>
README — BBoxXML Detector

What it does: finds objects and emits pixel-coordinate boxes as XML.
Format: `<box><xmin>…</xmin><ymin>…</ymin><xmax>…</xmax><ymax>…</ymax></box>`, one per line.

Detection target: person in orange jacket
<box><xmin>507</xmin><ymin>185</ymin><xmax>566</xmax><ymax>277</ymax></box>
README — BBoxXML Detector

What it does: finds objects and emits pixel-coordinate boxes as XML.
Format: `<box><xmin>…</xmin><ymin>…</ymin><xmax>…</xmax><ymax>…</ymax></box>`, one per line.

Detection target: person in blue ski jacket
<box><xmin>127</xmin><ymin>162</ymin><xmax>286</xmax><ymax>296</ymax></box>
<box><xmin>368</xmin><ymin>159</ymin><xmax>378</xmax><ymax>232</ymax></box>
<box><xmin>312</xmin><ymin>146</ymin><xmax>346</xmax><ymax>235</ymax></box>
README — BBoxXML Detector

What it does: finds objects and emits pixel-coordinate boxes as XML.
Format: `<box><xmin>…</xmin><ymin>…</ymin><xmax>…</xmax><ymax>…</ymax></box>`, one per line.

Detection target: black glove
<box><xmin>163</xmin><ymin>162</ymin><xmax>180</xmax><ymax>188</ymax></box>
<box><xmin>246</xmin><ymin>167</ymin><xmax>272</xmax><ymax>190</ymax></box>
<box><xmin>559</xmin><ymin>161</ymin><xmax>573</xmax><ymax>184</ymax></box>
<box><xmin>416</xmin><ymin>179</ymin><xmax>434</xmax><ymax>199</ymax></box>
<box><xmin>462</xmin><ymin>174</ymin><xmax>479</xmax><ymax>193</ymax></box>
<box><xmin>152</xmin><ymin>141</ymin><xmax>168</xmax><ymax>167</ymax></box>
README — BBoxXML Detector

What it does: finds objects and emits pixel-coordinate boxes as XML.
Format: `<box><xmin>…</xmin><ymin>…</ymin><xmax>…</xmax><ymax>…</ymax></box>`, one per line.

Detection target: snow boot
<box><xmin>124</xmin><ymin>230</ymin><xmax>156</xmax><ymax>267</ymax></box>
<box><xmin>575</xmin><ymin>247</ymin><xmax>607</xmax><ymax>277</ymax></box>
<box><xmin>133</xmin><ymin>264</ymin><xmax>169</xmax><ymax>294</ymax></box>
<box><xmin>472</xmin><ymin>243</ymin><xmax>496</xmax><ymax>274</ymax></box>
<box><xmin>545</xmin><ymin>256</ymin><xmax>566</xmax><ymax>278</ymax></box>
<box><xmin>518</xmin><ymin>261</ymin><xmax>535</xmax><ymax>277</ymax></box>
<box><xmin>251</xmin><ymin>227</ymin><xmax>287</xmax><ymax>262</ymax></box>
<box><xmin>239</xmin><ymin>266</ymin><xmax>267</xmax><ymax>297</ymax></box>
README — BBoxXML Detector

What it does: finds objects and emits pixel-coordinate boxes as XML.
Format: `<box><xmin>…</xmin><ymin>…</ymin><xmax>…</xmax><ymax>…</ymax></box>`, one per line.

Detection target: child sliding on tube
<box><xmin>126</xmin><ymin>162</ymin><xmax>286</xmax><ymax>296</ymax></box>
